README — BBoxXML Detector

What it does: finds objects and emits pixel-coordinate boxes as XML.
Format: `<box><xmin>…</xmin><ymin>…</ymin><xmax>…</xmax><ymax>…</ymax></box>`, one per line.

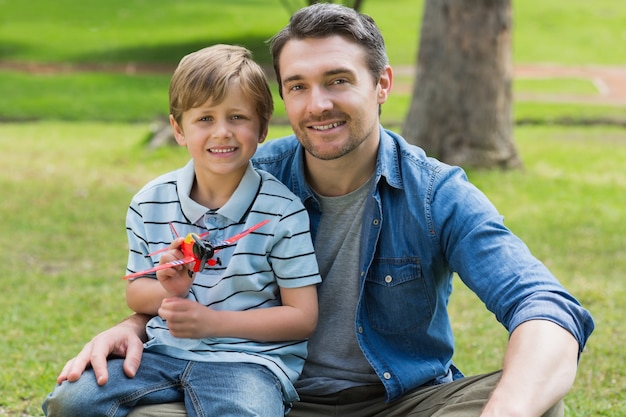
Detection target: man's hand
<box><xmin>56</xmin><ymin>314</ymin><xmax>150</xmax><ymax>386</ymax></box>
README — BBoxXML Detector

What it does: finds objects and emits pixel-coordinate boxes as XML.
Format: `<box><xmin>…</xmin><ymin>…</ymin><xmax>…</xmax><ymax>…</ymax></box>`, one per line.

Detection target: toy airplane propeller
<box><xmin>123</xmin><ymin>219</ymin><xmax>270</xmax><ymax>280</ymax></box>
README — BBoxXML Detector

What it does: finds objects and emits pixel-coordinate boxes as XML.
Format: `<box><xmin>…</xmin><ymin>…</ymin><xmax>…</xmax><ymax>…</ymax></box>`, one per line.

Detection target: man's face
<box><xmin>278</xmin><ymin>35</ymin><xmax>390</xmax><ymax>161</ymax></box>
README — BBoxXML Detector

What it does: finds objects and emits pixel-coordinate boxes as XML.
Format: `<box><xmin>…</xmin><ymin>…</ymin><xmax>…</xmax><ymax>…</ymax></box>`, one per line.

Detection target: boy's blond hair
<box><xmin>169</xmin><ymin>44</ymin><xmax>273</xmax><ymax>135</ymax></box>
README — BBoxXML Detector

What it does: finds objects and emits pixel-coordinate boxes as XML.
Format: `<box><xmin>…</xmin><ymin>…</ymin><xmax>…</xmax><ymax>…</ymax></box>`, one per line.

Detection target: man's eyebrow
<box><xmin>282</xmin><ymin>68</ymin><xmax>356</xmax><ymax>85</ymax></box>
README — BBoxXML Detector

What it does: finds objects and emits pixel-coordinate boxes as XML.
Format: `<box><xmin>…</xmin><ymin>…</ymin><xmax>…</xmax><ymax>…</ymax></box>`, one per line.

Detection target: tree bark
<box><xmin>402</xmin><ymin>0</ymin><xmax>522</xmax><ymax>169</ymax></box>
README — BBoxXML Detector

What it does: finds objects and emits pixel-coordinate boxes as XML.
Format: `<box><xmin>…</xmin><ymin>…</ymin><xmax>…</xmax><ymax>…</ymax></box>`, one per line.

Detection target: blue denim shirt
<box><xmin>252</xmin><ymin>126</ymin><xmax>594</xmax><ymax>402</ymax></box>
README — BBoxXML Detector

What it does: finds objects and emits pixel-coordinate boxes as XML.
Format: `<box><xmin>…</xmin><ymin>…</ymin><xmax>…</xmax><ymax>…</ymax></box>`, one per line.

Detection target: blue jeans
<box><xmin>42</xmin><ymin>351</ymin><xmax>286</xmax><ymax>417</ymax></box>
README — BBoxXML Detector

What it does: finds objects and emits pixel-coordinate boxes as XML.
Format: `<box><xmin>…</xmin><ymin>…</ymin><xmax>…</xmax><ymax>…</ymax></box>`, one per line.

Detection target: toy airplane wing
<box><xmin>212</xmin><ymin>219</ymin><xmax>270</xmax><ymax>249</ymax></box>
<box><xmin>123</xmin><ymin>256</ymin><xmax>196</xmax><ymax>280</ymax></box>
<box><xmin>139</xmin><ymin>227</ymin><xmax>212</xmax><ymax>258</ymax></box>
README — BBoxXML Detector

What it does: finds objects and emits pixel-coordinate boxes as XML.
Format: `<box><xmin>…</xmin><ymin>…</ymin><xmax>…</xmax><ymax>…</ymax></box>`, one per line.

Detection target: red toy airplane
<box><xmin>123</xmin><ymin>219</ymin><xmax>270</xmax><ymax>280</ymax></box>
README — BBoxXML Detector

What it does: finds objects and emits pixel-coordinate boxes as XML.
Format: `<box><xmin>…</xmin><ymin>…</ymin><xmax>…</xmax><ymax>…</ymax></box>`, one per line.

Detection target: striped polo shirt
<box><xmin>125</xmin><ymin>160</ymin><xmax>321</xmax><ymax>402</ymax></box>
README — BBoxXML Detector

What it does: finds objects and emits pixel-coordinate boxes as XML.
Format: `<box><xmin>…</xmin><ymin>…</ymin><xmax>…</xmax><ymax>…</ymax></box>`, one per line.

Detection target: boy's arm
<box><xmin>158</xmin><ymin>284</ymin><xmax>319</xmax><ymax>341</ymax></box>
<box><xmin>126</xmin><ymin>278</ymin><xmax>174</xmax><ymax>315</ymax></box>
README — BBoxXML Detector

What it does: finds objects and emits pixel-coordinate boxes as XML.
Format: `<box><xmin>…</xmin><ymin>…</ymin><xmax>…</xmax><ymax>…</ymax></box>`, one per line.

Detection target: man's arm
<box><xmin>57</xmin><ymin>313</ymin><xmax>151</xmax><ymax>386</ymax></box>
<box><xmin>480</xmin><ymin>319</ymin><xmax>579</xmax><ymax>417</ymax></box>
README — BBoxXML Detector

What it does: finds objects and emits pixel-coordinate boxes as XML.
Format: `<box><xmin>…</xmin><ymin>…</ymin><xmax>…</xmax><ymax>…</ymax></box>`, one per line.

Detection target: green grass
<box><xmin>1</xmin><ymin>122</ymin><xmax>623</xmax><ymax>415</ymax></box>
<box><xmin>514</xmin><ymin>0</ymin><xmax>626</xmax><ymax>65</ymax></box>
<box><xmin>514</xmin><ymin>78</ymin><xmax>600</xmax><ymax>95</ymax></box>
<box><xmin>1</xmin><ymin>0</ymin><xmax>625</xmax><ymax>415</ymax></box>
<box><xmin>1</xmin><ymin>0</ymin><xmax>625</xmax><ymax>124</ymax></box>
<box><xmin>458</xmin><ymin>126</ymin><xmax>626</xmax><ymax>415</ymax></box>
<box><xmin>2</xmin><ymin>0</ymin><xmax>624</xmax><ymax>66</ymax></box>
<box><xmin>0</xmin><ymin>0</ymin><xmax>422</xmax><ymax>66</ymax></box>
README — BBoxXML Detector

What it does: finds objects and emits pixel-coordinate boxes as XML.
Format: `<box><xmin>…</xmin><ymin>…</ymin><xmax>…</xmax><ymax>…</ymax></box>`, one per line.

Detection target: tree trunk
<box><xmin>402</xmin><ymin>0</ymin><xmax>522</xmax><ymax>169</ymax></box>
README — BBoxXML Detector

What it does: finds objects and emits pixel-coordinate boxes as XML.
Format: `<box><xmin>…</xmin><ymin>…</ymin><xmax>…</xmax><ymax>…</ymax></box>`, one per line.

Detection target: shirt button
<box><xmin>373</xmin><ymin>219</ymin><xmax>380</xmax><ymax>226</ymax></box>
<box><xmin>358</xmin><ymin>326</ymin><xmax>363</xmax><ymax>334</ymax></box>
<box><xmin>385</xmin><ymin>275</ymin><xmax>392</xmax><ymax>283</ymax></box>
<box><xmin>383</xmin><ymin>372</ymin><xmax>392</xmax><ymax>380</ymax></box>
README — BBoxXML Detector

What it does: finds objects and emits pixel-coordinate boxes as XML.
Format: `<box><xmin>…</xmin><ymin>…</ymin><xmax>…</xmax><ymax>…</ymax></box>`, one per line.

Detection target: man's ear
<box><xmin>169</xmin><ymin>114</ymin><xmax>186</xmax><ymax>146</ymax></box>
<box><xmin>376</xmin><ymin>65</ymin><xmax>393</xmax><ymax>104</ymax></box>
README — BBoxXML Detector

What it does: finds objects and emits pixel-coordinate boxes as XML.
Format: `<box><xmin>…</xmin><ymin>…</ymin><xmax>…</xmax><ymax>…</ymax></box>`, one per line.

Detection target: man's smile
<box><xmin>309</xmin><ymin>121</ymin><xmax>346</xmax><ymax>131</ymax></box>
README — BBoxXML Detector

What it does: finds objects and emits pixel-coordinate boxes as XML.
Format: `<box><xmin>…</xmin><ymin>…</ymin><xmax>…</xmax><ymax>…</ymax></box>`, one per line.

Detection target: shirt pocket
<box><xmin>364</xmin><ymin>258</ymin><xmax>433</xmax><ymax>334</ymax></box>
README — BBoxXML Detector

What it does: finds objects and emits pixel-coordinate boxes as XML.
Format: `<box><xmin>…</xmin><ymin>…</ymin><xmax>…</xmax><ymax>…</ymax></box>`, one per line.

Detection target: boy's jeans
<box><xmin>42</xmin><ymin>351</ymin><xmax>285</xmax><ymax>417</ymax></box>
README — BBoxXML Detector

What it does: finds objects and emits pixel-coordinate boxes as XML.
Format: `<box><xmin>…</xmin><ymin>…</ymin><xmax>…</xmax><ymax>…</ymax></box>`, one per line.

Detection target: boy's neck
<box><xmin>191</xmin><ymin>170</ymin><xmax>243</xmax><ymax>210</ymax></box>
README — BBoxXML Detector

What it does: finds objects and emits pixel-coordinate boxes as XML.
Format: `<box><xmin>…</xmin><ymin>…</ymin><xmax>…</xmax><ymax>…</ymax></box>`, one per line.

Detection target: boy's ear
<box><xmin>259</xmin><ymin>124</ymin><xmax>269</xmax><ymax>144</ymax></box>
<box><xmin>169</xmin><ymin>115</ymin><xmax>186</xmax><ymax>146</ymax></box>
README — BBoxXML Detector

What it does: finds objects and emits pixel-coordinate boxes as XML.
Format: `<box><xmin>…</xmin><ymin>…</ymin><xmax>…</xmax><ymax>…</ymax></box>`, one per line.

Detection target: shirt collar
<box><xmin>376</xmin><ymin>127</ymin><xmax>403</xmax><ymax>190</ymax></box>
<box><xmin>178</xmin><ymin>160</ymin><xmax>261</xmax><ymax>225</ymax></box>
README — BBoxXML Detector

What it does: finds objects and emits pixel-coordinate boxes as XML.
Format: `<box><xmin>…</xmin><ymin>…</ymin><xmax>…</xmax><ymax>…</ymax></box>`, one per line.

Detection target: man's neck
<box><xmin>305</xmin><ymin>144</ymin><xmax>378</xmax><ymax>197</ymax></box>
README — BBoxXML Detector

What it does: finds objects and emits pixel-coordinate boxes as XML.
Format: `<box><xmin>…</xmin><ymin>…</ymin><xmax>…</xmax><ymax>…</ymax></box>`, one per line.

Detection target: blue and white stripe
<box><xmin>125</xmin><ymin>160</ymin><xmax>321</xmax><ymax>402</ymax></box>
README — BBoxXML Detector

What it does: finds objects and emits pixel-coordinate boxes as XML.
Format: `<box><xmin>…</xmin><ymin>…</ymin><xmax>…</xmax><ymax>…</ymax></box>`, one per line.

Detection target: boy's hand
<box><xmin>159</xmin><ymin>297</ymin><xmax>215</xmax><ymax>339</ymax></box>
<box><xmin>156</xmin><ymin>237</ymin><xmax>194</xmax><ymax>298</ymax></box>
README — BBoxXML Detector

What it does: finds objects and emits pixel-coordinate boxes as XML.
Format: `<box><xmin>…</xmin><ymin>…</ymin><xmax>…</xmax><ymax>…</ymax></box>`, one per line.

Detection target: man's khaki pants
<box><xmin>128</xmin><ymin>370</ymin><xmax>564</xmax><ymax>417</ymax></box>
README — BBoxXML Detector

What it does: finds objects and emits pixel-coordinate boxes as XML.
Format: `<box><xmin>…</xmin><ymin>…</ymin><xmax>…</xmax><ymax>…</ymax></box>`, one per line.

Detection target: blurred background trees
<box><xmin>402</xmin><ymin>0</ymin><xmax>521</xmax><ymax>169</ymax></box>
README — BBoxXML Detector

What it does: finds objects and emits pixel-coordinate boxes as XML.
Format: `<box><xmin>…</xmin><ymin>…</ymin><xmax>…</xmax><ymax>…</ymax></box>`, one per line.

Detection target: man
<box><xmin>57</xmin><ymin>4</ymin><xmax>594</xmax><ymax>416</ymax></box>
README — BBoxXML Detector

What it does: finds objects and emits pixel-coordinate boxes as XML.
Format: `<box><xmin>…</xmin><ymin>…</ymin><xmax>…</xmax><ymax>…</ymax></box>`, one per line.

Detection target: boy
<box><xmin>42</xmin><ymin>44</ymin><xmax>320</xmax><ymax>417</ymax></box>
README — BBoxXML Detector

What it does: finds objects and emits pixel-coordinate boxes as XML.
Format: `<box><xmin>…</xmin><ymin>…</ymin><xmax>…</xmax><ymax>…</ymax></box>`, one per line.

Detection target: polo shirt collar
<box><xmin>177</xmin><ymin>160</ymin><xmax>261</xmax><ymax>225</ymax></box>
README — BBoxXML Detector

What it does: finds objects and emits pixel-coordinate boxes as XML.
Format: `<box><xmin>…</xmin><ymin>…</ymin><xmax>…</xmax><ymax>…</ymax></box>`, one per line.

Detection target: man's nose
<box><xmin>306</xmin><ymin>86</ymin><xmax>333</xmax><ymax>115</ymax></box>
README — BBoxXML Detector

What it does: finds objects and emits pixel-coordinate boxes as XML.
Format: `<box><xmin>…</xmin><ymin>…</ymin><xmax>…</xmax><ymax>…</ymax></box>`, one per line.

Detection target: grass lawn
<box><xmin>0</xmin><ymin>0</ymin><xmax>624</xmax><ymax>415</ymax></box>
<box><xmin>1</xmin><ymin>122</ymin><xmax>624</xmax><ymax>416</ymax></box>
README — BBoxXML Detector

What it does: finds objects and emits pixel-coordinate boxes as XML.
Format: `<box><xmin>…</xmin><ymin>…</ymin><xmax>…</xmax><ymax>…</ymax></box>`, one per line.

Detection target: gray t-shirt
<box><xmin>295</xmin><ymin>176</ymin><xmax>381</xmax><ymax>396</ymax></box>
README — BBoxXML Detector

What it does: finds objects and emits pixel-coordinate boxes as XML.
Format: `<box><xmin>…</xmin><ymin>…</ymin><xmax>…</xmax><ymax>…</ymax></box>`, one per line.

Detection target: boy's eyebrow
<box><xmin>282</xmin><ymin>67</ymin><xmax>356</xmax><ymax>85</ymax></box>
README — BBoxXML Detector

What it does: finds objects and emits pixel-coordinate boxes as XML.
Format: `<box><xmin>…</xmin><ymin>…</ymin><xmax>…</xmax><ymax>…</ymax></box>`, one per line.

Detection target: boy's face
<box><xmin>170</xmin><ymin>79</ymin><xmax>266</xmax><ymax>182</ymax></box>
<box><xmin>278</xmin><ymin>35</ymin><xmax>390</xmax><ymax>162</ymax></box>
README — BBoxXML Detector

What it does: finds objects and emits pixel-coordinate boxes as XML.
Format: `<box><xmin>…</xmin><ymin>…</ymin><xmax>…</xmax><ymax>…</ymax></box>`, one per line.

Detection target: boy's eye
<box><xmin>199</xmin><ymin>116</ymin><xmax>213</xmax><ymax>122</ymax></box>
